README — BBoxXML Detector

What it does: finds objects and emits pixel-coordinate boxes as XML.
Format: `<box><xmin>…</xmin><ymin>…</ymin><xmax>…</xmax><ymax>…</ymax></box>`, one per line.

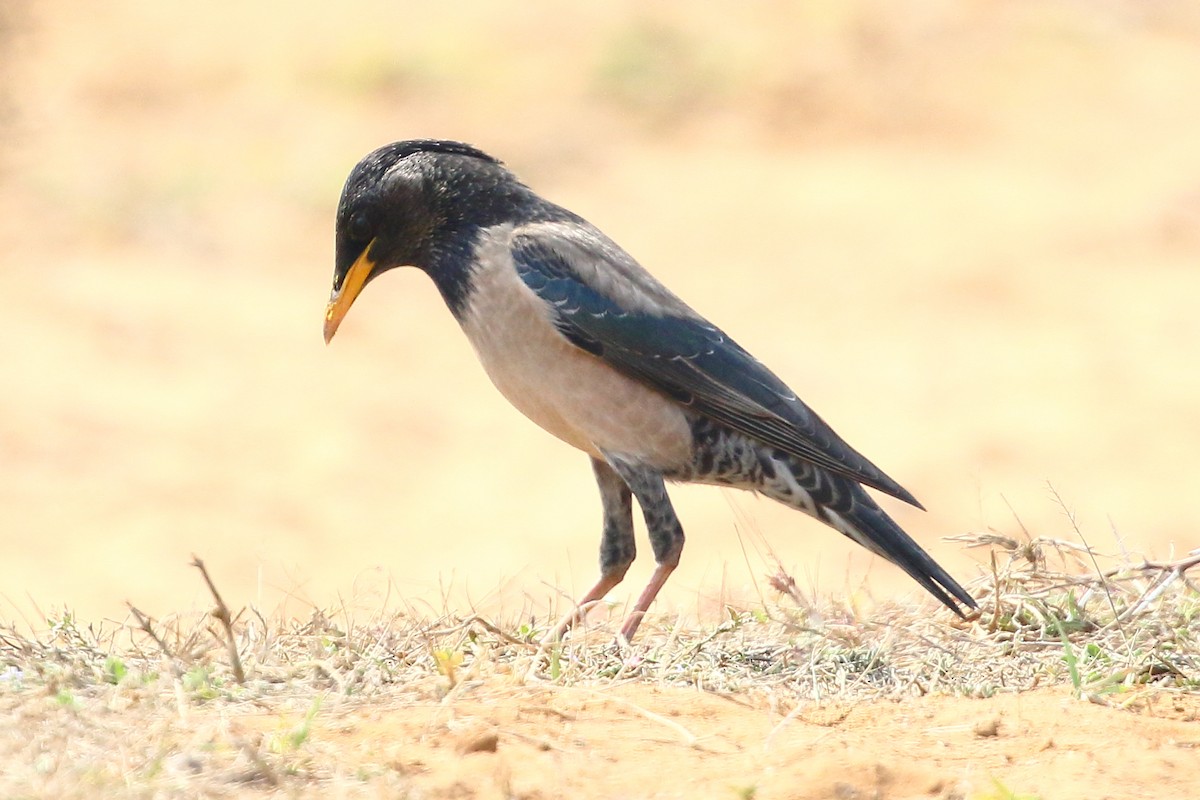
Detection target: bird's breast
<box><xmin>457</xmin><ymin>235</ymin><xmax>693</xmax><ymax>468</ymax></box>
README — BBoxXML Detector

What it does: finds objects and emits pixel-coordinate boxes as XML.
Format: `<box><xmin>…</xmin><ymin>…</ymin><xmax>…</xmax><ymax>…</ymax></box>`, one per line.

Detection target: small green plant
<box><xmin>54</xmin><ymin>687</ymin><xmax>78</xmax><ymax>710</ymax></box>
<box><xmin>47</xmin><ymin>610</ymin><xmax>83</xmax><ymax>646</ymax></box>
<box><xmin>103</xmin><ymin>656</ymin><xmax>128</xmax><ymax>685</ymax></box>
<box><xmin>270</xmin><ymin>696</ymin><xmax>322</xmax><ymax>753</ymax></box>
<box><xmin>1054</xmin><ymin>618</ymin><xmax>1083</xmax><ymax>694</ymax></box>
<box><xmin>433</xmin><ymin>648</ymin><xmax>464</xmax><ymax>688</ymax></box>
<box><xmin>183</xmin><ymin>665</ymin><xmax>220</xmax><ymax>701</ymax></box>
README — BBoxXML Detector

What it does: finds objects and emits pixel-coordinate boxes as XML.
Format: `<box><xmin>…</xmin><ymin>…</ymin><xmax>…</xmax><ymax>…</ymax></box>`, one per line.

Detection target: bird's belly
<box><xmin>459</xmin><ymin>262</ymin><xmax>693</xmax><ymax>468</ymax></box>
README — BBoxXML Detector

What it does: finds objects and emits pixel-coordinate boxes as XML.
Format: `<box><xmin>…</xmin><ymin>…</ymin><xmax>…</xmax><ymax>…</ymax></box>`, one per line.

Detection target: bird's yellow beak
<box><xmin>323</xmin><ymin>240</ymin><xmax>377</xmax><ymax>344</ymax></box>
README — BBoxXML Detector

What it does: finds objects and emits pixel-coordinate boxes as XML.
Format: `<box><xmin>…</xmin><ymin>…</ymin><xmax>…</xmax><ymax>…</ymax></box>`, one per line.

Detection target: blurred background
<box><xmin>2</xmin><ymin>0</ymin><xmax>1198</xmax><ymax>627</ymax></box>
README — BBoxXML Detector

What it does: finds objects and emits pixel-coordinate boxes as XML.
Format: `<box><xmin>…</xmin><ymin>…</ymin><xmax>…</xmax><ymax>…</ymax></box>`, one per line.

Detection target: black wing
<box><xmin>510</xmin><ymin>226</ymin><xmax>922</xmax><ymax>508</ymax></box>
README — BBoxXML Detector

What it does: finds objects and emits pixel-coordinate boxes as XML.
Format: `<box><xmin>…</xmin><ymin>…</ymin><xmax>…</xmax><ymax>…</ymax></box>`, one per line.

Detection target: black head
<box><xmin>324</xmin><ymin>139</ymin><xmax>531</xmax><ymax>342</ymax></box>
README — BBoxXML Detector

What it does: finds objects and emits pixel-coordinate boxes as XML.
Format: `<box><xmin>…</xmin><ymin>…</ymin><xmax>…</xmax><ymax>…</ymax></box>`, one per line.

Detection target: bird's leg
<box><xmin>544</xmin><ymin>457</ymin><xmax>635</xmax><ymax>643</ymax></box>
<box><xmin>603</xmin><ymin>454</ymin><xmax>685</xmax><ymax>643</ymax></box>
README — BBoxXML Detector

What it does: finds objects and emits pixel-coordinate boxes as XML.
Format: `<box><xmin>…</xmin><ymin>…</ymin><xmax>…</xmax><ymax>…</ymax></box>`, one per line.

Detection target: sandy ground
<box><xmin>3</xmin><ymin>658</ymin><xmax>1198</xmax><ymax>799</ymax></box>
<box><xmin>231</xmin><ymin>684</ymin><xmax>1200</xmax><ymax>799</ymax></box>
<box><xmin>1</xmin><ymin>2</ymin><xmax>1198</xmax><ymax>796</ymax></box>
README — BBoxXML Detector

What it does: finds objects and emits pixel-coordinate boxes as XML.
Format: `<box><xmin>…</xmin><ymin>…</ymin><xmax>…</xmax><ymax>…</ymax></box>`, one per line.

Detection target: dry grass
<box><xmin>2</xmin><ymin>535</ymin><xmax>1196</xmax><ymax>797</ymax></box>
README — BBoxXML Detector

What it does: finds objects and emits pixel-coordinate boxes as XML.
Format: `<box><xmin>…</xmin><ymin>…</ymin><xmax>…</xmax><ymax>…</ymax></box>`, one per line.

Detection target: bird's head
<box><xmin>323</xmin><ymin>139</ymin><xmax>509</xmax><ymax>343</ymax></box>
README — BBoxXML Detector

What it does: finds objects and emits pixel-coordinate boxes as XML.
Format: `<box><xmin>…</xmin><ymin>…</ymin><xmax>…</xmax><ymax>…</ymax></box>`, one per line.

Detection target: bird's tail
<box><xmin>816</xmin><ymin>488</ymin><xmax>977</xmax><ymax>616</ymax></box>
<box><xmin>756</xmin><ymin>451</ymin><xmax>977</xmax><ymax>616</ymax></box>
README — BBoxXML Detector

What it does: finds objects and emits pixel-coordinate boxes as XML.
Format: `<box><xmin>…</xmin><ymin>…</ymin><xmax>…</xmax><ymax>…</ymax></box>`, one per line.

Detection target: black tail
<box><xmin>680</xmin><ymin>425</ymin><xmax>976</xmax><ymax>615</ymax></box>
<box><xmin>751</xmin><ymin>448</ymin><xmax>976</xmax><ymax>615</ymax></box>
<box><xmin>817</xmin><ymin>483</ymin><xmax>977</xmax><ymax>616</ymax></box>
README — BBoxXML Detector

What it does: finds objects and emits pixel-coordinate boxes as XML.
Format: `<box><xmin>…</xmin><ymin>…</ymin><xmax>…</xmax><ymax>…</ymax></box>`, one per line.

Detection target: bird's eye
<box><xmin>347</xmin><ymin>210</ymin><xmax>373</xmax><ymax>243</ymax></box>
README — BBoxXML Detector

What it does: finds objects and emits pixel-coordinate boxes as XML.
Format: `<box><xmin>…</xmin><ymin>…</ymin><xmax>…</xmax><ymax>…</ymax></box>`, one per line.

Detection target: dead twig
<box><xmin>191</xmin><ymin>555</ymin><xmax>246</xmax><ymax>684</ymax></box>
<box><xmin>127</xmin><ymin>604</ymin><xmax>174</xmax><ymax>661</ymax></box>
<box><xmin>127</xmin><ymin>603</ymin><xmax>189</xmax><ymax>721</ymax></box>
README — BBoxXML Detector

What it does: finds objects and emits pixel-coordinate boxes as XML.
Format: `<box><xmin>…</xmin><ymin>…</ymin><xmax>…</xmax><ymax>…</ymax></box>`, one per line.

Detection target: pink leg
<box><xmin>547</xmin><ymin>455</ymin><xmax>685</xmax><ymax>645</ymax></box>
<box><xmin>543</xmin><ymin>457</ymin><xmax>637</xmax><ymax>644</ymax></box>
<box><xmin>543</xmin><ymin>570</ymin><xmax>627</xmax><ymax>644</ymax></box>
<box><xmin>618</xmin><ymin>562</ymin><xmax>678</xmax><ymax>641</ymax></box>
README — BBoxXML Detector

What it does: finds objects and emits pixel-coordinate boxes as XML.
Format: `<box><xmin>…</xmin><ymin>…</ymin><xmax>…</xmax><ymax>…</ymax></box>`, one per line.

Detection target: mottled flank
<box><xmin>671</xmin><ymin>419</ymin><xmax>975</xmax><ymax>614</ymax></box>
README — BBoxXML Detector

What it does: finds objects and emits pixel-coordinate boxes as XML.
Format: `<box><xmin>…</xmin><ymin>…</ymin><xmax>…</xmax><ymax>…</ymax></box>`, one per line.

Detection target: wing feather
<box><xmin>509</xmin><ymin>225</ymin><xmax>922</xmax><ymax>507</ymax></box>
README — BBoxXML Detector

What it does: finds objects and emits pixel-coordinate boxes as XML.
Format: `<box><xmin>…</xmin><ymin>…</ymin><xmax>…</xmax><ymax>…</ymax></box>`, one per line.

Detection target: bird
<box><xmin>323</xmin><ymin>139</ymin><xmax>977</xmax><ymax>642</ymax></box>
